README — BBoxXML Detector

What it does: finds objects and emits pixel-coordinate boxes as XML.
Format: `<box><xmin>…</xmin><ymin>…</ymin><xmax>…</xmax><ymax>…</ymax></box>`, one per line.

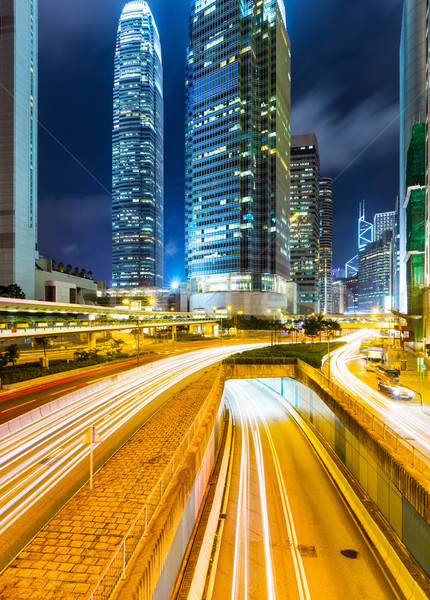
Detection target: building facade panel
<box><xmin>319</xmin><ymin>177</ymin><xmax>333</xmax><ymax>313</ymax></box>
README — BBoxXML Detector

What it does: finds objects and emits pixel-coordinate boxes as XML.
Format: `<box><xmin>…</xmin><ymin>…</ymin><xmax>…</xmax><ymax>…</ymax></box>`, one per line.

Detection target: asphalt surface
<box><xmin>213</xmin><ymin>380</ymin><xmax>405</xmax><ymax>600</ymax></box>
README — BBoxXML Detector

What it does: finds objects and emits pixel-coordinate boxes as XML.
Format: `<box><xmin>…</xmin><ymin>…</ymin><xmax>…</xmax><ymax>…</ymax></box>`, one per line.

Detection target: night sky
<box><xmin>38</xmin><ymin>0</ymin><xmax>403</xmax><ymax>286</ymax></box>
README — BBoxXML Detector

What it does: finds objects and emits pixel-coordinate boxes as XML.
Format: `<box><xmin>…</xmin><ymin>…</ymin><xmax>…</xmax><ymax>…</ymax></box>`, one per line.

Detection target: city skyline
<box><xmin>37</xmin><ymin>0</ymin><xmax>402</xmax><ymax>285</ymax></box>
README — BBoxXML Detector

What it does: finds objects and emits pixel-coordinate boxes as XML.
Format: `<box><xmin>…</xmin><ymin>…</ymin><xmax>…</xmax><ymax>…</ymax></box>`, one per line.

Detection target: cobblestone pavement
<box><xmin>0</xmin><ymin>368</ymin><xmax>218</xmax><ymax>599</ymax></box>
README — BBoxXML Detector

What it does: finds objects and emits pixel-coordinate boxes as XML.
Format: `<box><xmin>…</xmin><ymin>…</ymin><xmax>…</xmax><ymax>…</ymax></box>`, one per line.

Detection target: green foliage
<box><xmin>224</xmin><ymin>341</ymin><xmax>345</xmax><ymax>369</ymax></box>
<box><xmin>0</xmin><ymin>353</ymin><xmax>124</xmax><ymax>385</ymax></box>
<box><xmin>0</xmin><ymin>284</ymin><xmax>25</xmax><ymax>299</ymax></box>
<box><xmin>2</xmin><ymin>344</ymin><xmax>20</xmax><ymax>367</ymax></box>
<box><xmin>35</xmin><ymin>336</ymin><xmax>51</xmax><ymax>357</ymax></box>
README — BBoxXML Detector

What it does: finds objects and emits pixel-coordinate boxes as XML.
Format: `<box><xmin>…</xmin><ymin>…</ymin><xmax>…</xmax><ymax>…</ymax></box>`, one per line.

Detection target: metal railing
<box><xmin>297</xmin><ymin>359</ymin><xmax>430</xmax><ymax>484</ymax></box>
<box><xmin>87</xmin><ymin>369</ymin><xmax>223</xmax><ymax>600</ymax></box>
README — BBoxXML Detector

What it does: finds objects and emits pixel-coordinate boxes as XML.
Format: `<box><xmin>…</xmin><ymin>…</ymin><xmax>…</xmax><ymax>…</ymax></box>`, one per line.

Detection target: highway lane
<box><xmin>328</xmin><ymin>334</ymin><xmax>430</xmax><ymax>456</ymax></box>
<box><xmin>0</xmin><ymin>342</ymin><xmax>266</xmax><ymax>570</ymax></box>
<box><xmin>211</xmin><ymin>380</ymin><xmax>404</xmax><ymax>600</ymax></box>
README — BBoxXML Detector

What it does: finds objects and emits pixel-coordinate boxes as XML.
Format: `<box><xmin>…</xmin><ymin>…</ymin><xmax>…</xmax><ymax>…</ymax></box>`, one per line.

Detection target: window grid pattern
<box><xmin>112</xmin><ymin>0</ymin><xmax>164</xmax><ymax>288</ymax></box>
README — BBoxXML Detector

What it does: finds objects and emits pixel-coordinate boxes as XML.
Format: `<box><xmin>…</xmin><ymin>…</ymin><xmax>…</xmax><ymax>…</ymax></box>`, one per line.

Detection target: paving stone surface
<box><xmin>0</xmin><ymin>368</ymin><xmax>218</xmax><ymax>600</ymax></box>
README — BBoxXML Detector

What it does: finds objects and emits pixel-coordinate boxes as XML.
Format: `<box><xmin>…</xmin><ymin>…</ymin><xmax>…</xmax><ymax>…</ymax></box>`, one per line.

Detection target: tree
<box><xmin>0</xmin><ymin>284</ymin><xmax>25</xmax><ymax>299</ymax></box>
<box><xmin>303</xmin><ymin>315</ymin><xmax>323</xmax><ymax>342</ymax></box>
<box><xmin>106</xmin><ymin>338</ymin><xmax>125</xmax><ymax>358</ymax></box>
<box><xmin>57</xmin><ymin>262</ymin><xmax>64</xmax><ymax>272</ymax></box>
<box><xmin>79</xmin><ymin>268</ymin><xmax>87</xmax><ymax>277</ymax></box>
<box><xmin>86</xmin><ymin>270</ymin><xmax>93</xmax><ymax>279</ymax></box>
<box><xmin>4</xmin><ymin>344</ymin><xmax>20</xmax><ymax>367</ymax></box>
<box><xmin>323</xmin><ymin>319</ymin><xmax>341</xmax><ymax>338</ymax></box>
<box><xmin>65</xmin><ymin>264</ymin><xmax>72</xmax><ymax>274</ymax></box>
<box><xmin>35</xmin><ymin>336</ymin><xmax>51</xmax><ymax>358</ymax></box>
<box><xmin>73</xmin><ymin>267</ymin><xmax>79</xmax><ymax>276</ymax></box>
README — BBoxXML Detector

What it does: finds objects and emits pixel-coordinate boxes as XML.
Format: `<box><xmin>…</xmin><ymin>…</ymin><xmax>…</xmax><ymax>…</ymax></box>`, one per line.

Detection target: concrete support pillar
<box><xmin>171</xmin><ymin>325</ymin><xmax>176</xmax><ymax>341</ymax></box>
<box><xmin>189</xmin><ymin>324</ymin><xmax>196</xmax><ymax>334</ymax></box>
<box><xmin>87</xmin><ymin>332</ymin><xmax>96</xmax><ymax>351</ymax></box>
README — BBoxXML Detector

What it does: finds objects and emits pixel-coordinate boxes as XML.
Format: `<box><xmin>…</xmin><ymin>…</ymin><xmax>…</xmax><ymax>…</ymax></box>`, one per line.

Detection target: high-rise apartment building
<box><xmin>319</xmin><ymin>177</ymin><xmax>333</xmax><ymax>313</ymax></box>
<box><xmin>112</xmin><ymin>0</ymin><xmax>163</xmax><ymax>289</ymax></box>
<box><xmin>185</xmin><ymin>0</ymin><xmax>292</xmax><ymax>315</ymax></box>
<box><xmin>399</xmin><ymin>0</ymin><xmax>426</xmax><ymax>313</ymax></box>
<box><xmin>0</xmin><ymin>0</ymin><xmax>38</xmax><ymax>299</ymax></box>
<box><xmin>290</xmin><ymin>134</ymin><xmax>320</xmax><ymax>312</ymax></box>
<box><xmin>374</xmin><ymin>211</ymin><xmax>395</xmax><ymax>242</ymax></box>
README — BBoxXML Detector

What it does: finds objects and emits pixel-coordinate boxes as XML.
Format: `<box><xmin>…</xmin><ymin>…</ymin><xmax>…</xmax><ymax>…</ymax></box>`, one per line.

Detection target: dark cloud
<box><xmin>292</xmin><ymin>85</ymin><xmax>399</xmax><ymax>172</ymax></box>
<box><xmin>38</xmin><ymin>0</ymin><xmax>403</xmax><ymax>282</ymax></box>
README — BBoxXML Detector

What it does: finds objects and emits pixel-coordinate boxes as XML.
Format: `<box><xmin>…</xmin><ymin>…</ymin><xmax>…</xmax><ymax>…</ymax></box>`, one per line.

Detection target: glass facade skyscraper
<box><xmin>319</xmin><ymin>177</ymin><xmax>333</xmax><ymax>314</ymax></box>
<box><xmin>112</xmin><ymin>0</ymin><xmax>163</xmax><ymax>288</ymax></box>
<box><xmin>0</xmin><ymin>0</ymin><xmax>38</xmax><ymax>299</ymax></box>
<box><xmin>185</xmin><ymin>0</ymin><xmax>291</xmax><ymax>314</ymax></box>
<box><xmin>398</xmin><ymin>0</ymin><xmax>426</xmax><ymax>313</ymax></box>
<box><xmin>290</xmin><ymin>134</ymin><xmax>320</xmax><ymax>312</ymax></box>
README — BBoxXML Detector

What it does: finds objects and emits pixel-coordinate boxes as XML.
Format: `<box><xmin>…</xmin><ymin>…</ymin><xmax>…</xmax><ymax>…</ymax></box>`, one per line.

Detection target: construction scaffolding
<box><xmin>405</xmin><ymin>123</ymin><xmax>425</xmax><ymax>339</ymax></box>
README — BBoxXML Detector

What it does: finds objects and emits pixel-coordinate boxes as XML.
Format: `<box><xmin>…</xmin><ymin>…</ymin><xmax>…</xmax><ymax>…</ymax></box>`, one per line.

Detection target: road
<box><xmin>211</xmin><ymin>380</ymin><xmax>404</xmax><ymax>600</ymax></box>
<box><xmin>0</xmin><ymin>342</ymin><xmax>265</xmax><ymax>570</ymax></box>
<box><xmin>0</xmin><ymin>338</ymin><xmax>251</xmax><ymax>423</ymax></box>
<box><xmin>328</xmin><ymin>333</ymin><xmax>430</xmax><ymax>456</ymax></box>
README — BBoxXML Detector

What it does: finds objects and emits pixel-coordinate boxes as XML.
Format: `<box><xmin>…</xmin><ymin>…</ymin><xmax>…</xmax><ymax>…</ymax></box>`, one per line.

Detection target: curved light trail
<box><xmin>0</xmin><ymin>343</ymin><xmax>266</xmax><ymax>548</ymax></box>
<box><xmin>226</xmin><ymin>381</ymin><xmax>310</xmax><ymax>600</ymax></box>
<box><xmin>329</xmin><ymin>333</ymin><xmax>430</xmax><ymax>456</ymax></box>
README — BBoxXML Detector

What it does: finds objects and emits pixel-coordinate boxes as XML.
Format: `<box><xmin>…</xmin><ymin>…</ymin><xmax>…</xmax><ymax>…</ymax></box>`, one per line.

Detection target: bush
<box><xmin>0</xmin><ymin>353</ymin><xmax>130</xmax><ymax>385</ymax></box>
<box><xmin>224</xmin><ymin>341</ymin><xmax>345</xmax><ymax>369</ymax></box>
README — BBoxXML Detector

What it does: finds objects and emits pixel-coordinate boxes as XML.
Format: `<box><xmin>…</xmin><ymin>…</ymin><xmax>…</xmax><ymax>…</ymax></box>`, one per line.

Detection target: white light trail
<box><xmin>0</xmin><ymin>343</ymin><xmax>266</xmax><ymax>541</ymax></box>
<box><xmin>329</xmin><ymin>334</ymin><xmax>430</xmax><ymax>455</ymax></box>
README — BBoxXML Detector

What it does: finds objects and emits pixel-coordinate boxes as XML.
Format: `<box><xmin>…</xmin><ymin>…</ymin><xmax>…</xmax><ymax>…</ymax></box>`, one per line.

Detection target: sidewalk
<box><xmin>0</xmin><ymin>368</ymin><xmax>219</xmax><ymax>599</ymax></box>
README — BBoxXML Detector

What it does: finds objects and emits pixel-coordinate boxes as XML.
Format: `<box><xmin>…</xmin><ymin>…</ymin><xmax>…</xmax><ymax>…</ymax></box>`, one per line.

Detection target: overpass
<box><xmin>0</xmin><ymin>297</ymin><xmax>220</xmax><ymax>346</ymax></box>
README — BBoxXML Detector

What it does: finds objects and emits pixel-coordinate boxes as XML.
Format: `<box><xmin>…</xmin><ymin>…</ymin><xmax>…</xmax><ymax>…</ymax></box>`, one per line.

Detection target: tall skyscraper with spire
<box><xmin>185</xmin><ymin>0</ymin><xmax>292</xmax><ymax>315</ymax></box>
<box><xmin>112</xmin><ymin>0</ymin><xmax>163</xmax><ymax>289</ymax></box>
<box><xmin>0</xmin><ymin>0</ymin><xmax>38</xmax><ymax>299</ymax></box>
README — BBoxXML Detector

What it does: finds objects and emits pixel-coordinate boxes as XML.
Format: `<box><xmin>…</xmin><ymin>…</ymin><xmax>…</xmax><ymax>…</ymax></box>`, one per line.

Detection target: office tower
<box><xmin>358</xmin><ymin>201</ymin><xmax>373</xmax><ymax>250</ymax></box>
<box><xmin>112</xmin><ymin>0</ymin><xmax>164</xmax><ymax>289</ymax></box>
<box><xmin>399</xmin><ymin>0</ymin><xmax>426</xmax><ymax>313</ymax></box>
<box><xmin>332</xmin><ymin>278</ymin><xmax>356</xmax><ymax>314</ymax></box>
<box><xmin>374</xmin><ymin>211</ymin><xmax>395</xmax><ymax>242</ymax></box>
<box><xmin>0</xmin><ymin>0</ymin><xmax>38</xmax><ymax>299</ymax></box>
<box><xmin>358</xmin><ymin>231</ymin><xmax>393</xmax><ymax>312</ymax></box>
<box><xmin>319</xmin><ymin>177</ymin><xmax>333</xmax><ymax>313</ymax></box>
<box><xmin>290</xmin><ymin>134</ymin><xmax>320</xmax><ymax>312</ymax></box>
<box><xmin>185</xmin><ymin>0</ymin><xmax>292</xmax><ymax>315</ymax></box>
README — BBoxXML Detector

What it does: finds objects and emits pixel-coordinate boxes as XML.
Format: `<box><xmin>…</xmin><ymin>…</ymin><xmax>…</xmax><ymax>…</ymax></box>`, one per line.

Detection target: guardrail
<box><xmin>87</xmin><ymin>368</ymin><xmax>223</xmax><ymax>600</ymax></box>
<box><xmin>297</xmin><ymin>359</ymin><xmax>430</xmax><ymax>485</ymax></box>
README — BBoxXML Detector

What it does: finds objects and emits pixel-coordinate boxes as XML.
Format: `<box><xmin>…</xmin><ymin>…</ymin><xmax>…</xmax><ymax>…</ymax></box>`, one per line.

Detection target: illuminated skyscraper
<box><xmin>374</xmin><ymin>211</ymin><xmax>395</xmax><ymax>242</ymax></box>
<box><xmin>185</xmin><ymin>0</ymin><xmax>292</xmax><ymax>314</ymax></box>
<box><xmin>398</xmin><ymin>0</ymin><xmax>426</xmax><ymax>312</ymax></box>
<box><xmin>319</xmin><ymin>177</ymin><xmax>333</xmax><ymax>313</ymax></box>
<box><xmin>290</xmin><ymin>134</ymin><xmax>320</xmax><ymax>312</ymax></box>
<box><xmin>112</xmin><ymin>0</ymin><xmax>163</xmax><ymax>288</ymax></box>
<box><xmin>0</xmin><ymin>0</ymin><xmax>38</xmax><ymax>298</ymax></box>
